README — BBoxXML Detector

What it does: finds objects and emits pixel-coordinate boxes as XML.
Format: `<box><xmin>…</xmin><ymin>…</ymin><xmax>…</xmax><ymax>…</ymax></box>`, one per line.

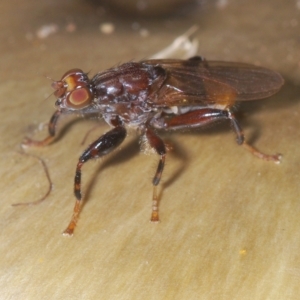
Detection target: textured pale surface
<box><xmin>1</xmin><ymin>1</ymin><xmax>300</xmax><ymax>299</ymax></box>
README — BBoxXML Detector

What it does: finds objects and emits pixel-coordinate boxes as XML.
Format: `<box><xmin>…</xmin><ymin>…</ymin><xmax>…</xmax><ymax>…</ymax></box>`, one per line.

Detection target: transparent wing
<box><xmin>142</xmin><ymin>59</ymin><xmax>284</xmax><ymax>107</ymax></box>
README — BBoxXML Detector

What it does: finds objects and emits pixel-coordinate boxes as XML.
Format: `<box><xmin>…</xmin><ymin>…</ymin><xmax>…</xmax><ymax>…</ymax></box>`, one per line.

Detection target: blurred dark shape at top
<box><xmin>91</xmin><ymin>0</ymin><xmax>197</xmax><ymax>18</ymax></box>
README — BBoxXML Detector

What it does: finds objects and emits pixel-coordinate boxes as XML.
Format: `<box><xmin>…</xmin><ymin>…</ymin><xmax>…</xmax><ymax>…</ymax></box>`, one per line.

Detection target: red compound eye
<box><xmin>67</xmin><ymin>87</ymin><xmax>92</xmax><ymax>108</ymax></box>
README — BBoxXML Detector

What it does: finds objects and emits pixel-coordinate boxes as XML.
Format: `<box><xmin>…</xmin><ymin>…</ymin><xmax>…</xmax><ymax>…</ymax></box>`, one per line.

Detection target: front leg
<box><xmin>22</xmin><ymin>110</ymin><xmax>62</xmax><ymax>147</ymax></box>
<box><xmin>63</xmin><ymin>125</ymin><xmax>127</xmax><ymax>236</ymax></box>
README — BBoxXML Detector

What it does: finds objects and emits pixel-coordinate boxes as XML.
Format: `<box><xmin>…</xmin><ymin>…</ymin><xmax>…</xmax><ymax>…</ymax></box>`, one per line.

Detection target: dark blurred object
<box><xmin>96</xmin><ymin>0</ymin><xmax>196</xmax><ymax>17</ymax></box>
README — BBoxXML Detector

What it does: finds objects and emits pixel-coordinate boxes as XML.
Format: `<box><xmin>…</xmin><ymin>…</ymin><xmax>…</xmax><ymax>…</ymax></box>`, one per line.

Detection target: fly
<box><xmin>22</xmin><ymin>56</ymin><xmax>284</xmax><ymax>235</ymax></box>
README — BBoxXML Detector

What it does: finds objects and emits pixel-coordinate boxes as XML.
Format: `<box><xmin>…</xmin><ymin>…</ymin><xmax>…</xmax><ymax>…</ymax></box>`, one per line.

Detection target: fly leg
<box><xmin>63</xmin><ymin>125</ymin><xmax>127</xmax><ymax>236</ymax></box>
<box><xmin>226</xmin><ymin>110</ymin><xmax>281</xmax><ymax>163</ymax></box>
<box><xmin>144</xmin><ymin>128</ymin><xmax>167</xmax><ymax>222</ymax></box>
<box><xmin>22</xmin><ymin>110</ymin><xmax>62</xmax><ymax>147</ymax></box>
<box><xmin>152</xmin><ymin>108</ymin><xmax>281</xmax><ymax>163</ymax></box>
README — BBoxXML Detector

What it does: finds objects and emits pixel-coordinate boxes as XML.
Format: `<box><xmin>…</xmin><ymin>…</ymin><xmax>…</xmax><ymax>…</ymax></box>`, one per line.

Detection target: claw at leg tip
<box><xmin>150</xmin><ymin>212</ymin><xmax>160</xmax><ymax>223</ymax></box>
<box><xmin>62</xmin><ymin>229</ymin><xmax>74</xmax><ymax>236</ymax></box>
<box><xmin>275</xmin><ymin>153</ymin><xmax>283</xmax><ymax>164</ymax></box>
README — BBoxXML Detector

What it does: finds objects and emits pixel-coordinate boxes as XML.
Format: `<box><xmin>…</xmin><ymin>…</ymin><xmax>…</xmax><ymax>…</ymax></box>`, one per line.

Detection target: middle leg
<box><xmin>145</xmin><ymin>127</ymin><xmax>167</xmax><ymax>222</ymax></box>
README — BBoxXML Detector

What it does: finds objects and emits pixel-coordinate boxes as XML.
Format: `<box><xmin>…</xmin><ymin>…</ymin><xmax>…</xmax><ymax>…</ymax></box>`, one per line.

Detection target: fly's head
<box><xmin>52</xmin><ymin>69</ymin><xmax>94</xmax><ymax>110</ymax></box>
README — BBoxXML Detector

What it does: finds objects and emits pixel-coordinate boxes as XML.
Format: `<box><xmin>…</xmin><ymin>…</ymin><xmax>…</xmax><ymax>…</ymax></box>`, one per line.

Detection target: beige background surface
<box><xmin>1</xmin><ymin>0</ymin><xmax>300</xmax><ymax>299</ymax></box>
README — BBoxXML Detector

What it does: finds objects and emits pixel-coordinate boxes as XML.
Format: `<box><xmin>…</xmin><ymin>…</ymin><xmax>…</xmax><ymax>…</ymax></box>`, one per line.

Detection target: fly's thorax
<box><xmin>92</xmin><ymin>62</ymin><xmax>154</xmax><ymax>104</ymax></box>
<box><xmin>98</xmin><ymin>101</ymin><xmax>153</xmax><ymax>129</ymax></box>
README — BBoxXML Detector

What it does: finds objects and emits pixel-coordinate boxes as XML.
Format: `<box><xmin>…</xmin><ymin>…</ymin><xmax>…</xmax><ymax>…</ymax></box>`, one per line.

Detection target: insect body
<box><xmin>23</xmin><ymin>57</ymin><xmax>284</xmax><ymax>235</ymax></box>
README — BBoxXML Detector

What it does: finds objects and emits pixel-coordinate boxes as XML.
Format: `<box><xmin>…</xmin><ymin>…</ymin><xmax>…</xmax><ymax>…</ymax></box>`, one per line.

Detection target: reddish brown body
<box><xmin>22</xmin><ymin>56</ymin><xmax>284</xmax><ymax>235</ymax></box>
